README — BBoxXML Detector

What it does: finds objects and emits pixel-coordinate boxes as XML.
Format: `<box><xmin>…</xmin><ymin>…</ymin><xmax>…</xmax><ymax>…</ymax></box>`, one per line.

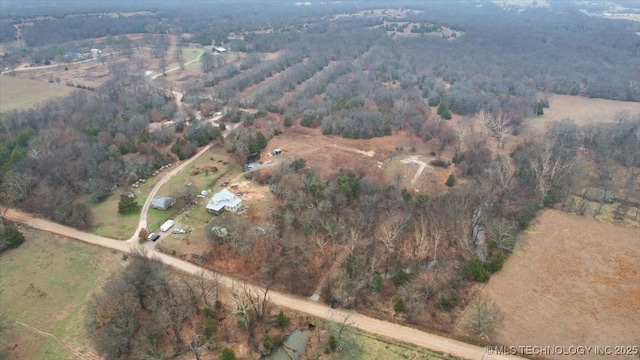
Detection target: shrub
<box><xmin>438</xmin><ymin>292</ymin><xmax>460</xmax><ymax>311</ymax></box>
<box><xmin>289</xmin><ymin>158</ymin><xmax>306</xmax><ymax>172</ymax></box>
<box><xmin>514</xmin><ymin>204</ymin><xmax>539</xmax><ymax>230</ymax></box>
<box><xmin>429</xmin><ymin>159</ymin><xmax>450</xmax><ymax>168</ymax></box>
<box><xmin>445</xmin><ymin>174</ymin><xmax>457</xmax><ymax>187</ymax></box>
<box><xmin>414</xmin><ymin>194</ymin><xmax>430</xmax><ymax>207</ymax></box>
<box><xmin>273</xmin><ymin>128</ymin><xmax>283</xmax><ymax>136</ymax></box>
<box><xmin>328</xmin><ymin>335</ymin><xmax>338</xmax><ymax>352</ymax></box>
<box><xmin>138</xmin><ymin>228</ymin><xmax>149</xmax><ymax>242</ymax></box>
<box><xmin>394</xmin><ymin>297</ymin><xmax>406</xmax><ymax>313</ymax></box>
<box><xmin>485</xmin><ymin>251</ymin><xmax>506</xmax><ymax>273</ymax></box>
<box><xmin>401</xmin><ymin>188</ymin><xmax>412</xmax><ymax>201</ymax></box>
<box><xmin>276</xmin><ymin>310</ymin><xmax>290</xmax><ymax>328</ymax></box>
<box><xmin>219</xmin><ymin>348</ymin><xmax>237</xmax><ymax>360</ymax></box>
<box><xmin>219</xmin><ymin>123</ymin><xmax>226</xmax><ymax>131</ymax></box>
<box><xmin>463</xmin><ymin>259</ymin><xmax>490</xmax><ymax>282</ymax></box>
<box><xmin>452</xmin><ymin>153</ymin><xmax>465</xmax><ymax>164</ymax></box>
<box><xmin>201</xmin><ymin>315</ymin><xmax>217</xmax><ymax>340</ymax></box>
<box><xmin>0</xmin><ymin>226</ymin><xmax>25</xmax><ymax>253</ymax></box>
<box><xmin>393</xmin><ymin>269</ymin><xmax>408</xmax><ymax>286</ymax></box>
<box><xmin>371</xmin><ymin>274</ymin><xmax>383</xmax><ymax>294</ymax></box>
<box><xmin>283</xmin><ymin>116</ymin><xmax>293</xmax><ymax>127</ymax></box>
<box><xmin>543</xmin><ymin>194</ymin><xmax>556</xmax><ymax>208</ymax></box>
<box><xmin>264</xmin><ymin>334</ymin><xmax>284</xmax><ymax>351</ymax></box>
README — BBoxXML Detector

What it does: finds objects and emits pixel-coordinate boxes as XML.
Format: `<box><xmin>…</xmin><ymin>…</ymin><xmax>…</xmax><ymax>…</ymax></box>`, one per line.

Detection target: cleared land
<box><xmin>0</xmin><ymin>228</ymin><xmax>122</xmax><ymax>359</ymax></box>
<box><xmin>527</xmin><ymin>94</ymin><xmax>640</xmax><ymax>131</ymax></box>
<box><xmin>468</xmin><ymin>210</ymin><xmax>640</xmax><ymax>360</ymax></box>
<box><xmin>0</xmin><ymin>75</ymin><xmax>76</xmax><ymax>113</ymax></box>
<box><xmin>264</xmin><ymin>125</ymin><xmax>448</xmax><ymax>187</ymax></box>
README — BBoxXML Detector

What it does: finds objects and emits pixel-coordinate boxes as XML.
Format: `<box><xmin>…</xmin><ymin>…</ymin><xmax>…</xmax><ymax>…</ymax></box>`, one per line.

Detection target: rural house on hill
<box><xmin>206</xmin><ymin>189</ymin><xmax>242</xmax><ymax>215</ymax></box>
<box><xmin>151</xmin><ymin>196</ymin><xmax>176</xmax><ymax>211</ymax></box>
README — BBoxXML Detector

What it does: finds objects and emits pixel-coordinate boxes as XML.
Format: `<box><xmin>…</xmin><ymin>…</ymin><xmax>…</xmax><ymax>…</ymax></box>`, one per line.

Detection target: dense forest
<box><xmin>1</xmin><ymin>1</ymin><xmax>639</xmax><ymax>357</ymax></box>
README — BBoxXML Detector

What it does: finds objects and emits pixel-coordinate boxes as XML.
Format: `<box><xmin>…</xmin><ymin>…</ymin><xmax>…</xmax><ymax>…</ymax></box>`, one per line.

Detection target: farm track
<box><xmin>15</xmin><ymin>320</ymin><xmax>102</xmax><ymax>360</ymax></box>
<box><xmin>309</xmin><ymin>245</ymin><xmax>351</xmax><ymax>301</ymax></box>
<box><xmin>401</xmin><ymin>156</ymin><xmax>431</xmax><ymax>190</ymax></box>
<box><xmin>299</xmin><ymin>143</ymin><xmax>376</xmax><ymax>158</ymax></box>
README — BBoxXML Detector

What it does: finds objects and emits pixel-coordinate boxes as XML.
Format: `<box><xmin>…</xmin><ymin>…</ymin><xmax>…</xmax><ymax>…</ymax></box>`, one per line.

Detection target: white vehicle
<box><xmin>160</xmin><ymin>219</ymin><xmax>175</xmax><ymax>232</ymax></box>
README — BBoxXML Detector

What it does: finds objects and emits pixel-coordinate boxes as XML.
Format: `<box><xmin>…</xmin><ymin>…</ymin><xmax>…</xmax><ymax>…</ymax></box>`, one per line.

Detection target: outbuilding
<box><xmin>151</xmin><ymin>196</ymin><xmax>176</xmax><ymax>211</ymax></box>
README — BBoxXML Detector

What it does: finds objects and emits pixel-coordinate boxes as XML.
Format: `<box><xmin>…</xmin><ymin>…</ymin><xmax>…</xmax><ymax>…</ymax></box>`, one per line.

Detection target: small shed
<box><xmin>151</xmin><ymin>196</ymin><xmax>176</xmax><ymax>211</ymax></box>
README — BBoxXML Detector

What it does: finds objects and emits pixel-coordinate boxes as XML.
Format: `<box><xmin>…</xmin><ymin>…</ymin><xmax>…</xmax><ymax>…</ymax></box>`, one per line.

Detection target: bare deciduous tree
<box><xmin>477</xmin><ymin>110</ymin><xmax>513</xmax><ymax>149</ymax></box>
<box><xmin>466</xmin><ymin>297</ymin><xmax>498</xmax><ymax>340</ymax></box>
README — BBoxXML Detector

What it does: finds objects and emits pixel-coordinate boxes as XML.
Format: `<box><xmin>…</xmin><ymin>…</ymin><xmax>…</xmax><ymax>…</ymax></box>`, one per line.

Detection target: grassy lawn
<box><xmin>182</xmin><ymin>47</ymin><xmax>204</xmax><ymax>64</ymax></box>
<box><xmin>0</xmin><ymin>229</ymin><xmax>123</xmax><ymax>359</ymax></box>
<box><xmin>0</xmin><ymin>75</ymin><xmax>76</xmax><ymax>113</ymax></box>
<box><xmin>92</xmin><ymin>191</ymin><xmax>139</xmax><ymax>239</ymax></box>
<box><xmin>90</xmin><ymin>169</ymin><xmax>163</xmax><ymax>239</ymax></box>
<box><xmin>334</xmin><ymin>328</ymin><xmax>457</xmax><ymax>360</ymax></box>
<box><xmin>158</xmin><ymin>148</ymin><xmax>239</xmax><ymax>198</ymax></box>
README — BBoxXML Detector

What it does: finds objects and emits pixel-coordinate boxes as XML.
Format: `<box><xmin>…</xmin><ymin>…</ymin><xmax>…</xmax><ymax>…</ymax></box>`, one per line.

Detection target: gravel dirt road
<box><xmin>4</xmin><ymin>208</ymin><xmax>524</xmax><ymax>360</ymax></box>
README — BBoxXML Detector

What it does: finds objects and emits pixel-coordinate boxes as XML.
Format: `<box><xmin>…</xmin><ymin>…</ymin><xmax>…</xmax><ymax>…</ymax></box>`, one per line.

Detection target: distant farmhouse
<box><xmin>206</xmin><ymin>189</ymin><xmax>242</xmax><ymax>215</ymax></box>
<box><xmin>151</xmin><ymin>196</ymin><xmax>176</xmax><ymax>211</ymax></box>
<box><xmin>213</xmin><ymin>46</ymin><xmax>227</xmax><ymax>53</ymax></box>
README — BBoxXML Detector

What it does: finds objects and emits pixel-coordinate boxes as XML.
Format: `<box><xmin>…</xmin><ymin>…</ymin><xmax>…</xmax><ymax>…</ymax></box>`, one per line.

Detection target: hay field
<box><xmin>0</xmin><ymin>75</ymin><xmax>76</xmax><ymax>113</ymax></box>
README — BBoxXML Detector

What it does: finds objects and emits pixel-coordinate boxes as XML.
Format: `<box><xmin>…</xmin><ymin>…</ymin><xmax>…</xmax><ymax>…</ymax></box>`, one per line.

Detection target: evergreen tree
<box><xmin>118</xmin><ymin>194</ymin><xmax>141</xmax><ymax>215</ymax></box>
<box><xmin>437</xmin><ymin>99</ymin><xmax>452</xmax><ymax>120</ymax></box>
<box><xmin>219</xmin><ymin>347</ymin><xmax>237</xmax><ymax>360</ymax></box>
<box><xmin>445</xmin><ymin>174</ymin><xmax>457</xmax><ymax>187</ymax></box>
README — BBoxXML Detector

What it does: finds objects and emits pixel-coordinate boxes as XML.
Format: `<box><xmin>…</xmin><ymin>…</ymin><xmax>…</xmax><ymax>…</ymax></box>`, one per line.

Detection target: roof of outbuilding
<box><xmin>151</xmin><ymin>196</ymin><xmax>175</xmax><ymax>207</ymax></box>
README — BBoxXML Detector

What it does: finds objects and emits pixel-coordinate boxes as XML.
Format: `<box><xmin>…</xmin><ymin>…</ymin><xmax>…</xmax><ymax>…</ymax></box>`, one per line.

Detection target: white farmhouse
<box><xmin>206</xmin><ymin>189</ymin><xmax>242</xmax><ymax>215</ymax></box>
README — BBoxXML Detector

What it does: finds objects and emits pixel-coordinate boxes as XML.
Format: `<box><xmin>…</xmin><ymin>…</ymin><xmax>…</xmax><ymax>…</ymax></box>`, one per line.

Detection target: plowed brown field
<box><xmin>478</xmin><ymin>210</ymin><xmax>640</xmax><ymax>360</ymax></box>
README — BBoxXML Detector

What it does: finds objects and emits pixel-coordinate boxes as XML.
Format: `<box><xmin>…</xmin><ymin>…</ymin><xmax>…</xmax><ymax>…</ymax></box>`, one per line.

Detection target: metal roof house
<box><xmin>206</xmin><ymin>189</ymin><xmax>242</xmax><ymax>215</ymax></box>
<box><xmin>151</xmin><ymin>196</ymin><xmax>176</xmax><ymax>211</ymax></box>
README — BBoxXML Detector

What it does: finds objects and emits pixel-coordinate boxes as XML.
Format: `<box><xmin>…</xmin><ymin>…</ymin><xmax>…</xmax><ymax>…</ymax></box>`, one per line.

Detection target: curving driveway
<box><xmin>127</xmin><ymin>143</ymin><xmax>211</xmax><ymax>243</ymax></box>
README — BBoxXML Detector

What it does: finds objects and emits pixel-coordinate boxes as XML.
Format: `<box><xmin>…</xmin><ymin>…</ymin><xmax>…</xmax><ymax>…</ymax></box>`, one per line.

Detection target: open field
<box><xmin>330</xmin><ymin>328</ymin><xmax>458</xmax><ymax>360</ymax></box>
<box><xmin>527</xmin><ymin>94</ymin><xmax>640</xmax><ymax>132</ymax></box>
<box><xmin>0</xmin><ymin>228</ymin><xmax>123</xmax><ymax>359</ymax></box>
<box><xmin>463</xmin><ymin>210</ymin><xmax>640</xmax><ymax>360</ymax></box>
<box><xmin>5</xmin><ymin>40</ymin><xmax>211</xmax><ymax>91</ymax></box>
<box><xmin>0</xmin><ymin>75</ymin><xmax>77</xmax><ymax>113</ymax></box>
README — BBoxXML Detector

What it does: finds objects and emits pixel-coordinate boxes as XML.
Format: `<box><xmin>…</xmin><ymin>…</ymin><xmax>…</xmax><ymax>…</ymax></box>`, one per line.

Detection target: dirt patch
<box><xmin>227</xmin><ymin>180</ymin><xmax>268</xmax><ymax>201</ymax></box>
<box><xmin>470</xmin><ymin>210</ymin><xmax>640</xmax><ymax>360</ymax></box>
<box><xmin>265</xmin><ymin>126</ymin><xmax>428</xmax><ymax>181</ymax></box>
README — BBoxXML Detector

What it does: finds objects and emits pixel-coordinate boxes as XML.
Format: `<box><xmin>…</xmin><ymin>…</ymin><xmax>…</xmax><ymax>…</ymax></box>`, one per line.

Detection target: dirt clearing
<box><xmin>472</xmin><ymin>210</ymin><xmax>640</xmax><ymax>360</ymax></box>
